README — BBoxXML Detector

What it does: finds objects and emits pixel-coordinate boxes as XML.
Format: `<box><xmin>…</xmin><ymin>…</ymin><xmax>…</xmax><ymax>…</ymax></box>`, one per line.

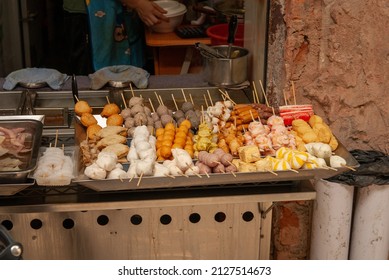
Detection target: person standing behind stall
<box><xmin>63</xmin><ymin>0</ymin><xmax>93</xmax><ymax>75</ymax></box>
<box><xmin>85</xmin><ymin>0</ymin><xmax>168</xmax><ymax>71</ymax></box>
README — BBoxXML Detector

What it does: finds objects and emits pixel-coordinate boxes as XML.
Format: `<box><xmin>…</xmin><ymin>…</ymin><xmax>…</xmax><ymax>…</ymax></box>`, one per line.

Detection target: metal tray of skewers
<box><xmin>73</xmin><ymin>134</ymin><xmax>359</xmax><ymax>192</ymax></box>
<box><xmin>71</xmin><ymin>88</ymin><xmax>359</xmax><ymax>192</ymax></box>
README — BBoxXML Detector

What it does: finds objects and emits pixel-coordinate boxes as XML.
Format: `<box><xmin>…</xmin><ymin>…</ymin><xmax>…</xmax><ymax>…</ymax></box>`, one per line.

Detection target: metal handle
<box><xmin>0</xmin><ymin>225</ymin><xmax>23</xmax><ymax>260</ymax></box>
<box><xmin>72</xmin><ymin>74</ymin><xmax>79</xmax><ymax>104</ymax></box>
<box><xmin>227</xmin><ymin>15</ymin><xmax>238</xmax><ymax>45</ymax></box>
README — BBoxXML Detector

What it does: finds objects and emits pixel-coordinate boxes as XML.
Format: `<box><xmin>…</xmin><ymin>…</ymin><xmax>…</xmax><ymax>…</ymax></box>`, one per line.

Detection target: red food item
<box><xmin>279</xmin><ymin>105</ymin><xmax>314</xmax><ymax>126</ymax></box>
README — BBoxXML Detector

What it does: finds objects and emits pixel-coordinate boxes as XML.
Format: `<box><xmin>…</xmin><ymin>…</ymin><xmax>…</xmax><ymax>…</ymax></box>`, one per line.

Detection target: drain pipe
<box><xmin>310</xmin><ymin>179</ymin><xmax>354</xmax><ymax>259</ymax></box>
<box><xmin>349</xmin><ymin>184</ymin><xmax>389</xmax><ymax>259</ymax></box>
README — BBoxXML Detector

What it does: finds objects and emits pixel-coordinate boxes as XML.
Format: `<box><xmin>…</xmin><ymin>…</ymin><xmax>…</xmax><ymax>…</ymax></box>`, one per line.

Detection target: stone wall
<box><xmin>266</xmin><ymin>0</ymin><xmax>389</xmax><ymax>259</ymax></box>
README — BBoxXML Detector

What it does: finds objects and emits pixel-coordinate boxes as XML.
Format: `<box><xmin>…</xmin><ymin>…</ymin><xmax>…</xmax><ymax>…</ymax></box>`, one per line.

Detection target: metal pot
<box><xmin>201</xmin><ymin>45</ymin><xmax>249</xmax><ymax>86</ymax></box>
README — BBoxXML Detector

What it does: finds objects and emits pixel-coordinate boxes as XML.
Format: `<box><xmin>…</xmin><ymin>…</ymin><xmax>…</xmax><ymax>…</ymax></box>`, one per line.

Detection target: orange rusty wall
<box><xmin>266</xmin><ymin>0</ymin><xmax>389</xmax><ymax>259</ymax></box>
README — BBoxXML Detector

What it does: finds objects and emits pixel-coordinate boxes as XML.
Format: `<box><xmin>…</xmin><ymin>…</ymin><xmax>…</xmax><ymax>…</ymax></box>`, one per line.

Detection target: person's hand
<box><xmin>122</xmin><ymin>0</ymin><xmax>169</xmax><ymax>26</ymax></box>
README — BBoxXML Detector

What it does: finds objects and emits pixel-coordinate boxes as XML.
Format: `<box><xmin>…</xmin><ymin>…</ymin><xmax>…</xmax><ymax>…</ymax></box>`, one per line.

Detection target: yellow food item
<box><xmin>238</xmin><ymin>145</ymin><xmax>261</xmax><ymax>163</ymax></box>
<box><xmin>292</xmin><ymin>119</ymin><xmax>318</xmax><ymax>143</ymax></box>
<box><xmin>238</xmin><ymin>161</ymin><xmax>257</xmax><ymax>172</ymax></box>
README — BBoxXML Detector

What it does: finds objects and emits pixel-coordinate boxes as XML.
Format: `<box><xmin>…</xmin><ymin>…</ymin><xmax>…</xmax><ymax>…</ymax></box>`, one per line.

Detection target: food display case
<box><xmin>0</xmin><ymin>86</ymin><xmax>357</xmax><ymax>260</ymax></box>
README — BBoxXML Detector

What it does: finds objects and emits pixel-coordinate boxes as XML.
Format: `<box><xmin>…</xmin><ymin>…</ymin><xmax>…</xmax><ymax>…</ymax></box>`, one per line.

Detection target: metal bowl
<box><xmin>18</xmin><ymin>81</ymin><xmax>47</xmax><ymax>89</ymax></box>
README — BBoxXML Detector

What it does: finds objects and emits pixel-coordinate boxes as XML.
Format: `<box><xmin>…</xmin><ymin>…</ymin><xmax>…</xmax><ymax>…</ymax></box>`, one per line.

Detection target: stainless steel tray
<box><xmin>0</xmin><ymin>178</ymin><xmax>35</xmax><ymax>196</ymax></box>
<box><xmin>73</xmin><ymin>141</ymin><xmax>359</xmax><ymax>192</ymax></box>
<box><xmin>0</xmin><ymin>119</ymin><xmax>43</xmax><ymax>184</ymax></box>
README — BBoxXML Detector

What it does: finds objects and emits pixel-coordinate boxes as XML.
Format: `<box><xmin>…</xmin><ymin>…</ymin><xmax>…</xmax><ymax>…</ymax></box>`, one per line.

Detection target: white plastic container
<box><xmin>151</xmin><ymin>0</ymin><xmax>187</xmax><ymax>33</ymax></box>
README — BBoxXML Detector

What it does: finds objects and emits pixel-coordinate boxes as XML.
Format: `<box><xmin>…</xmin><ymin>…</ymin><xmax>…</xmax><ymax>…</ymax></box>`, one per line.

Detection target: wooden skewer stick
<box><xmin>154</xmin><ymin>91</ymin><xmax>161</xmax><ymax>105</ymax></box>
<box><xmin>203</xmin><ymin>94</ymin><xmax>209</xmax><ymax>108</ymax></box>
<box><xmin>129</xmin><ymin>83</ymin><xmax>135</xmax><ymax>97</ymax></box>
<box><xmin>165</xmin><ymin>174</ymin><xmax>176</xmax><ymax>179</ymax></box>
<box><xmin>187</xmin><ymin>164</ymin><xmax>202</xmax><ymax>178</ymax></box>
<box><xmin>207</xmin><ymin>90</ymin><xmax>214</xmax><ymax>106</ymax></box>
<box><xmin>137</xmin><ymin>172</ymin><xmax>143</xmax><ymax>187</ymax></box>
<box><xmin>230</xmin><ymin>171</ymin><xmax>237</xmax><ymax>177</ymax></box>
<box><xmin>252</xmin><ymin>89</ymin><xmax>257</xmax><ymax>104</ymax></box>
<box><xmin>218</xmin><ymin>89</ymin><xmax>236</xmax><ymax>105</ymax></box>
<box><xmin>74</xmin><ymin>95</ymin><xmax>80</xmax><ymax>102</ymax></box>
<box><xmin>342</xmin><ymin>164</ymin><xmax>357</xmax><ymax>172</ymax></box>
<box><xmin>249</xmin><ymin>109</ymin><xmax>255</xmax><ymax>122</ymax></box>
<box><xmin>158</xmin><ymin>95</ymin><xmax>165</xmax><ymax>106</ymax></box>
<box><xmin>223</xmin><ymin>89</ymin><xmax>236</xmax><ymax>105</ymax></box>
<box><xmin>259</xmin><ymin>80</ymin><xmax>269</xmax><ymax>107</ymax></box>
<box><xmin>121</xmin><ymin>92</ymin><xmax>128</xmax><ymax>109</ymax></box>
<box><xmin>171</xmin><ymin>94</ymin><xmax>179</xmax><ymax>111</ymax></box>
<box><xmin>148</xmin><ymin>98</ymin><xmax>156</xmax><ymax>113</ymax></box>
<box><xmin>54</xmin><ymin>130</ymin><xmax>59</xmax><ymax>148</ymax></box>
<box><xmin>267</xmin><ymin>170</ymin><xmax>278</xmax><ymax>176</ymax></box>
<box><xmin>129</xmin><ymin>175</ymin><xmax>135</xmax><ymax>183</ymax></box>
<box><xmin>283</xmin><ymin>91</ymin><xmax>288</xmax><ymax>106</ymax></box>
<box><xmin>180</xmin><ymin>172</ymin><xmax>189</xmax><ymax>178</ymax></box>
<box><xmin>288</xmin><ymin>168</ymin><xmax>299</xmax><ymax>173</ymax></box>
<box><xmin>189</xmin><ymin>93</ymin><xmax>195</xmax><ymax>106</ymax></box>
<box><xmin>105</xmin><ymin>96</ymin><xmax>110</xmax><ymax>104</ymax></box>
<box><xmin>272</xmin><ymin>107</ymin><xmax>276</xmax><ymax>116</ymax></box>
<box><xmin>181</xmin><ymin>89</ymin><xmax>187</xmax><ymax>102</ymax></box>
<box><xmin>291</xmin><ymin>81</ymin><xmax>297</xmax><ymax>105</ymax></box>
<box><xmin>201</xmin><ymin>105</ymin><xmax>205</xmax><ymax>124</ymax></box>
<box><xmin>204</xmin><ymin>171</ymin><xmax>210</xmax><ymax>178</ymax></box>
<box><xmin>252</xmin><ymin>81</ymin><xmax>260</xmax><ymax>104</ymax></box>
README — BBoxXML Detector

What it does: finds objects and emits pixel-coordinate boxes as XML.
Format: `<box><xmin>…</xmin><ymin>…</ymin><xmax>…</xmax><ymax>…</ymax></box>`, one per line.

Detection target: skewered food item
<box><xmin>80</xmin><ymin>113</ymin><xmax>98</xmax><ymax>127</ymax></box>
<box><xmin>107</xmin><ymin>164</ymin><xmax>128</xmax><ymax>180</ymax></box>
<box><xmin>126</xmin><ymin>125</ymin><xmax>157</xmax><ymax>179</ymax></box>
<box><xmin>95</xmin><ymin>151</ymin><xmax>117</xmax><ymax>171</ymax></box>
<box><xmin>101</xmin><ymin>143</ymin><xmax>130</xmax><ymax>159</ymax></box>
<box><xmin>279</xmin><ymin>104</ymin><xmax>314</xmax><ymax>126</ymax></box>
<box><xmin>292</xmin><ymin>119</ymin><xmax>319</xmax><ymax>143</ymax></box>
<box><xmin>75</xmin><ymin>100</ymin><xmax>92</xmax><ymax>116</ymax></box>
<box><xmin>106</xmin><ymin>113</ymin><xmax>124</xmax><ymax>126</ymax></box>
<box><xmin>305</xmin><ymin>142</ymin><xmax>332</xmax><ymax>158</ymax></box>
<box><xmin>101</xmin><ymin>103</ymin><xmax>120</xmax><ymax>117</ymax></box>
<box><xmin>84</xmin><ymin>162</ymin><xmax>107</xmax><ymax>180</ymax></box>
<box><xmin>33</xmin><ymin>147</ymin><xmax>74</xmax><ymax>185</ymax></box>
<box><xmin>308</xmin><ymin>115</ymin><xmax>339</xmax><ymax>151</ymax></box>
<box><xmin>238</xmin><ymin>145</ymin><xmax>260</xmax><ymax>163</ymax></box>
<box><xmin>329</xmin><ymin>155</ymin><xmax>347</xmax><ymax>168</ymax></box>
<box><xmin>96</xmin><ymin>126</ymin><xmax>127</xmax><ymax>138</ymax></box>
<box><xmin>96</xmin><ymin>134</ymin><xmax>127</xmax><ymax>149</ymax></box>
<box><xmin>86</xmin><ymin>124</ymin><xmax>102</xmax><ymax>140</ymax></box>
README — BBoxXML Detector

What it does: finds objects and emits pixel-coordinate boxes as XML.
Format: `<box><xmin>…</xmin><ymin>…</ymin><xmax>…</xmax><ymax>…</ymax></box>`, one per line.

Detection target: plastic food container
<box><xmin>206</xmin><ymin>23</ymin><xmax>245</xmax><ymax>47</ymax></box>
<box><xmin>151</xmin><ymin>0</ymin><xmax>187</xmax><ymax>33</ymax></box>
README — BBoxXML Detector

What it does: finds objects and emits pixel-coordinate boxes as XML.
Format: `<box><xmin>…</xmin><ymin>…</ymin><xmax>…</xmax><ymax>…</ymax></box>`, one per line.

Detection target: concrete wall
<box><xmin>266</xmin><ymin>0</ymin><xmax>389</xmax><ymax>259</ymax></box>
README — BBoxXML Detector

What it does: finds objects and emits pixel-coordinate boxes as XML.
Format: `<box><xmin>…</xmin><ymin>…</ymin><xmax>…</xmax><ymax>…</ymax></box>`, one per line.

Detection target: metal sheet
<box><xmin>74</xmin><ymin>140</ymin><xmax>358</xmax><ymax>192</ymax></box>
<box><xmin>0</xmin><ymin>178</ymin><xmax>35</xmax><ymax>196</ymax></box>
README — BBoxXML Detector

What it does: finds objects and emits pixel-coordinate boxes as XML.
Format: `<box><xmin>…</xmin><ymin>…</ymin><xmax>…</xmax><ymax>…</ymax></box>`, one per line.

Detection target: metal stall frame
<box><xmin>0</xmin><ymin>181</ymin><xmax>315</xmax><ymax>260</ymax></box>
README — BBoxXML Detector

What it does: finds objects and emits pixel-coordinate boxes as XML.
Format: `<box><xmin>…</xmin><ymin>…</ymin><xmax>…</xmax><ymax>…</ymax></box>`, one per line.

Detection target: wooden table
<box><xmin>145</xmin><ymin>28</ymin><xmax>211</xmax><ymax>75</ymax></box>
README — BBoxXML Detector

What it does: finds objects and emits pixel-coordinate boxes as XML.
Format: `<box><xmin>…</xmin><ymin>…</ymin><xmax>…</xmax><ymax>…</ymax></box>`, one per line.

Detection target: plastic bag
<box><xmin>326</xmin><ymin>149</ymin><xmax>389</xmax><ymax>187</ymax></box>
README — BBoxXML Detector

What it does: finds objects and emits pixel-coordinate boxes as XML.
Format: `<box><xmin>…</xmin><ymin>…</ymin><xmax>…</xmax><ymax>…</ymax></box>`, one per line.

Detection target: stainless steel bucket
<box><xmin>201</xmin><ymin>45</ymin><xmax>249</xmax><ymax>86</ymax></box>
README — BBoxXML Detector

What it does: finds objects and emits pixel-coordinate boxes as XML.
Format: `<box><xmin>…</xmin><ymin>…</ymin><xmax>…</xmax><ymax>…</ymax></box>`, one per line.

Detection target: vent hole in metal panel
<box><xmin>1</xmin><ymin>220</ymin><xmax>13</xmax><ymax>230</ymax></box>
<box><xmin>160</xmin><ymin>214</ymin><xmax>172</xmax><ymax>225</ymax></box>
<box><xmin>97</xmin><ymin>215</ymin><xmax>109</xmax><ymax>226</ymax></box>
<box><xmin>30</xmin><ymin>219</ymin><xmax>43</xmax><ymax>230</ymax></box>
<box><xmin>214</xmin><ymin>212</ymin><xmax>226</xmax><ymax>223</ymax></box>
<box><xmin>242</xmin><ymin>211</ymin><xmax>254</xmax><ymax>222</ymax></box>
<box><xmin>130</xmin><ymin>214</ymin><xmax>143</xmax><ymax>225</ymax></box>
<box><xmin>62</xmin><ymin>218</ymin><xmax>75</xmax><ymax>229</ymax></box>
<box><xmin>189</xmin><ymin>213</ymin><xmax>201</xmax><ymax>223</ymax></box>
